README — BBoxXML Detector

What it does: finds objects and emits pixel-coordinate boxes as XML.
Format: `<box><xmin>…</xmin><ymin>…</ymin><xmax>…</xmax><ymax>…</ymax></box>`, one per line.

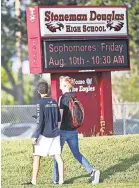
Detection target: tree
<box><xmin>110</xmin><ymin>0</ymin><xmax>139</xmax><ymax>102</ymax></box>
<box><xmin>1</xmin><ymin>0</ymin><xmax>38</xmax><ymax>105</ymax></box>
<box><xmin>87</xmin><ymin>0</ymin><xmax>139</xmax><ymax>102</ymax></box>
<box><xmin>30</xmin><ymin>0</ymin><xmax>78</xmax><ymax>104</ymax></box>
<box><xmin>1</xmin><ymin>0</ymin><xmax>27</xmax><ymax>104</ymax></box>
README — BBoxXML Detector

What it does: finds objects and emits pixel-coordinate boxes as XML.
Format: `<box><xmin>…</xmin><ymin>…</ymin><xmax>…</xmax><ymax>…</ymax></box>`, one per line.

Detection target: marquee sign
<box><xmin>39</xmin><ymin>7</ymin><xmax>128</xmax><ymax>37</ymax></box>
<box><xmin>26</xmin><ymin>6</ymin><xmax>129</xmax><ymax>73</ymax></box>
<box><xmin>42</xmin><ymin>38</ymin><xmax>129</xmax><ymax>71</ymax></box>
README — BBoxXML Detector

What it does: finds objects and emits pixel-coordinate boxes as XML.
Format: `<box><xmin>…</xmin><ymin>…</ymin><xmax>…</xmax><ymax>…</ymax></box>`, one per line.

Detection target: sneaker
<box><xmin>51</xmin><ymin>180</ymin><xmax>59</xmax><ymax>184</ymax></box>
<box><xmin>91</xmin><ymin>169</ymin><xmax>100</xmax><ymax>184</ymax></box>
<box><xmin>23</xmin><ymin>181</ymin><xmax>36</xmax><ymax>185</ymax></box>
<box><xmin>59</xmin><ymin>181</ymin><xmax>64</xmax><ymax>184</ymax></box>
<box><xmin>51</xmin><ymin>180</ymin><xmax>64</xmax><ymax>185</ymax></box>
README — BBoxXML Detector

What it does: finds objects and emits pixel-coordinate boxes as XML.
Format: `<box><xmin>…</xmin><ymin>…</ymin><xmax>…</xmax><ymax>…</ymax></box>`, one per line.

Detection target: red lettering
<box><xmin>45</xmin><ymin>11</ymin><xmax>50</xmax><ymax>21</ymax></box>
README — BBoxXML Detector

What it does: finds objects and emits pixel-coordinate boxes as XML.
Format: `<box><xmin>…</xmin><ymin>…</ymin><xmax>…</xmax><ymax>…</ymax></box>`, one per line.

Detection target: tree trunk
<box><xmin>15</xmin><ymin>0</ymin><xmax>24</xmax><ymax>104</ymax></box>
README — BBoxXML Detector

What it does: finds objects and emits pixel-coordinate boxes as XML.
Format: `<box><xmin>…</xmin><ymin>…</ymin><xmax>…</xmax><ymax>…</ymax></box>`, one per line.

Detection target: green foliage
<box><xmin>102</xmin><ymin>0</ymin><xmax>139</xmax><ymax>102</ymax></box>
<box><xmin>1</xmin><ymin>60</ymin><xmax>18</xmax><ymax>83</ymax></box>
<box><xmin>1</xmin><ymin>67</ymin><xmax>9</xmax><ymax>83</ymax></box>
<box><xmin>1</xmin><ymin>73</ymin><xmax>34</xmax><ymax>105</ymax></box>
<box><xmin>1</xmin><ymin>67</ymin><xmax>18</xmax><ymax>105</ymax></box>
<box><xmin>23</xmin><ymin>75</ymin><xmax>34</xmax><ymax>104</ymax></box>
<box><xmin>1</xmin><ymin>3</ymin><xmax>16</xmax><ymax>64</ymax></box>
<box><xmin>2</xmin><ymin>135</ymin><xmax>139</xmax><ymax>187</ymax></box>
<box><xmin>112</xmin><ymin>71</ymin><xmax>139</xmax><ymax>102</ymax></box>
<box><xmin>78</xmin><ymin>0</ymin><xmax>139</xmax><ymax>102</ymax></box>
<box><xmin>1</xmin><ymin>91</ymin><xmax>17</xmax><ymax>105</ymax></box>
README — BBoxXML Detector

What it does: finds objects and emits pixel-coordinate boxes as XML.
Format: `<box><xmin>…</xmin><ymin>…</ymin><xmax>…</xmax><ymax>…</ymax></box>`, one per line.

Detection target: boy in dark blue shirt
<box><xmin>24</xmin><ymin>81</ymin><xmax>64</xmax><ymax>185</ymax></box>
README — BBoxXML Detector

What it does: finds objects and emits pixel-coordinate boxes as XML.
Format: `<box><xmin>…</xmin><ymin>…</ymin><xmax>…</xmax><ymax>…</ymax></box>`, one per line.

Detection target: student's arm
<box><xmin>33</xmin><ymin>103</ymin><xmax>44</xmax><ymax>143</ymax></box>
<box><xmin>58</xmin><ymin>109</ymin><xmax>63</xmax><ymax>129</ymax></box>
<box><xmin>58</xmin><ymin>96</ymin><xmax>64</xmax><ymax>129</ymax></box>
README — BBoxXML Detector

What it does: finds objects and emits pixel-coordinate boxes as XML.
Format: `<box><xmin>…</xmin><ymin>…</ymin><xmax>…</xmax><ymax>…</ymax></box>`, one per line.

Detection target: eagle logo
<box><xmin>106</xmin><ymin>21</ymin><xmax>124</xmax><ymax>31</ymax></box>
<box><xmin>45</xmin><ymin>22</ymin><xmax>64</xmax><ymax>33</ymax></box>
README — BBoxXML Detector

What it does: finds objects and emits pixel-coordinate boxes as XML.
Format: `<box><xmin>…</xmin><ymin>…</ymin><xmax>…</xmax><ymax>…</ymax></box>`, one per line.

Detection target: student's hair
<box><xmin>59</xmin><ymin>76</ymin><xmax>75</xmax><ymax>90</ymax></box>
<box><xmin>38</xmin><ymin>81</ymin><xmax>48</xmax><ymax>94</ymax></box>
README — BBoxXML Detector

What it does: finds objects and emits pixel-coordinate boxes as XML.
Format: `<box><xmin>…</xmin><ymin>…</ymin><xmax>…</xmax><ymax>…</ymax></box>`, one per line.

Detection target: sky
<box><xmin>12</xmin><ymin>59</ymin><xmax>30</xmax><ymax>74</ymax></box>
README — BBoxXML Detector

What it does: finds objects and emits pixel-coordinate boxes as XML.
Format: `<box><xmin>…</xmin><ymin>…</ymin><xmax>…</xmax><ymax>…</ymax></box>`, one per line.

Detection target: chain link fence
<box><xmin>1</xmin><ymin>105</ymin><xmax>37</xmax><ymax>139</ymax></box>
<box><xmin>1</xmin><ymin>103</ymin><xmax>139</xmax><ymax>139</ymax></box>
<box><xmin>113</xmin><ymin>103</ymin><xmax>139</xmax><ymax>135</ymax></box>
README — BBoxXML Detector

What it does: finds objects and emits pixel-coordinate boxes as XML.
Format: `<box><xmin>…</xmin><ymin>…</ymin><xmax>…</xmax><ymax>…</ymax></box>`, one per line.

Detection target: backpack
<box><xmin>68</xmin><ymin>96</ymin><xmax>84</xmax><ymax>128</ymax></box>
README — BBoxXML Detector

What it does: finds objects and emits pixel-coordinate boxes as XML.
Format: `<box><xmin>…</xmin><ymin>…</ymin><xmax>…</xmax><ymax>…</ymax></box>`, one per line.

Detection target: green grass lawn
<box><xmin>1</xmin><ymin>134</ymin><xmax>139</xmax><ymax>188</ymax></box>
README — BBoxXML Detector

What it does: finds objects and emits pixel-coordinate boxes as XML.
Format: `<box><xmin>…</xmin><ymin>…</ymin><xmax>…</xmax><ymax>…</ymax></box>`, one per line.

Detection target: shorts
<box><xmin>33</xmin><ymin>135</ymin><xmax>61</xmax><ymax>156</ymax></box>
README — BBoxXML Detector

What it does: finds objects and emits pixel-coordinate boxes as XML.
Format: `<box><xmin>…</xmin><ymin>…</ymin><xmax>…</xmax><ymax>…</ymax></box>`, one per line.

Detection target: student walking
<box><xmin>53</xmin><ymin>76</ymin><xmax>100</xmax><ymax>184</ymax></box>
<box><xmin>24</xmin><ymin>81</ymin><xmax>64</xmax><ymax>185</ymax></box>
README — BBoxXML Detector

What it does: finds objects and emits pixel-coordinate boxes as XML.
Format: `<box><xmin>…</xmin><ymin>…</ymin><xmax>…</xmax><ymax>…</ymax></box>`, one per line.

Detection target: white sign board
<box><xmin>39</xmin><ymin>7</ymin><xmax>128</xmax><ymax>37</ymax></box>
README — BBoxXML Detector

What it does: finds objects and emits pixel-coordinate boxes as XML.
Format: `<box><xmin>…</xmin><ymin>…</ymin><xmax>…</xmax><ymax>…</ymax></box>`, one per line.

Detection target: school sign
<box><xmin>37</xmin><ymin>7</ymin><xmax>128</xmax><ymax>37</ymax></box>
<box><xmin>26</xmin><ymin>5</ymin><xmax>129</xmax><ymax>136</ymax></box>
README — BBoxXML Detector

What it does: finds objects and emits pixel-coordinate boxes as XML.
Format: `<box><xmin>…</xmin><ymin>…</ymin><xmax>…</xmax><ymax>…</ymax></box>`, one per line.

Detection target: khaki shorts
<box><xmin>33</xmin><ymin>135</ymin><xmax>61</xmax><ymax>156</ymax></box>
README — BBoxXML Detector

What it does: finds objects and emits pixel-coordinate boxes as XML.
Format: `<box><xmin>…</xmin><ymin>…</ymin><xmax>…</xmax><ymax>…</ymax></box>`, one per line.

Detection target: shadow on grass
<box><xmin>65</xmin><ymin>173</ymin><xmax>90</xmax><ymax>184</ymax></box>
<box><xmin>65</xmin><ymin>154</ymin><xmax>139</xmax><ymax>184</ymax></box>
<box><xmin>100</xmin><ymin>154</ymin><xmax>139</xmax><ymax>182</ymax></box>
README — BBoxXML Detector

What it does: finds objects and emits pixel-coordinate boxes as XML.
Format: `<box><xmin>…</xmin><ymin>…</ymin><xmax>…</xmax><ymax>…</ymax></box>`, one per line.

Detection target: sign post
<box><xmin>26</xmin><ymin>5</ymin><xmax>129</xmax><ymax>136</ymax></box>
